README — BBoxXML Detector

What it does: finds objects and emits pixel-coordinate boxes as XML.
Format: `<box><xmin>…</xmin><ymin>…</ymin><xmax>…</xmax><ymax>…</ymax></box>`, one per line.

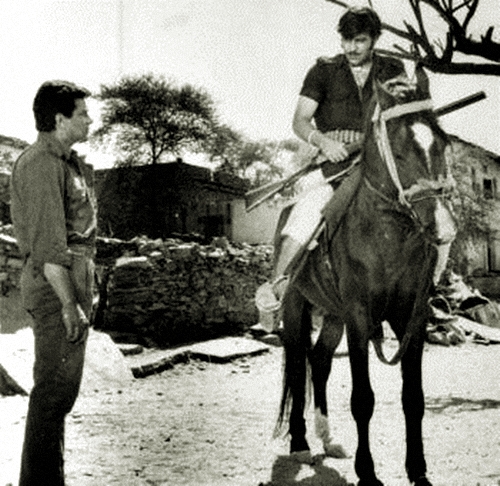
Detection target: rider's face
<box><xmin>341</xmin><ymin>33</ymin><xmax>375</xmax><ymax>66</ymax></box>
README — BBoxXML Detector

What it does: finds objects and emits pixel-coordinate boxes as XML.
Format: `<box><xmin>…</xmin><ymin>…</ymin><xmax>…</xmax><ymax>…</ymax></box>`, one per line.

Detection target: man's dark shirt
<box><xmin>300</xmin><ymin>53</ymin><xmax>406</xmax><ymax>133</ymax></box>
<box><xmin>10</xmin><ymin>132</ymin><xmax>97</xmax><ymax>275</ymax></box>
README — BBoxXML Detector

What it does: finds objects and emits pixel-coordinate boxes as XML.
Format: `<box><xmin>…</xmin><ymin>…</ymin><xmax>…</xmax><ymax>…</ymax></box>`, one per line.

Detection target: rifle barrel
<box><xmin>434</xmin><ymin>91</ymin><xmax>486</xmax><ymax>118</ymax></box>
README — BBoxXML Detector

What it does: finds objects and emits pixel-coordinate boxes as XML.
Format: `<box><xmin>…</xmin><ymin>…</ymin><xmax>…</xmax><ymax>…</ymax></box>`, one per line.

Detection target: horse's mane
<box><xmin>364</xmin><ymin>80</ymin><xmax>449</xmax><ymax>146</ymax></box>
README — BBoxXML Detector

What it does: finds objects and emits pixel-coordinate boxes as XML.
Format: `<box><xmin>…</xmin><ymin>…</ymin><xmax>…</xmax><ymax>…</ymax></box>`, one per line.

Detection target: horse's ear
<box><xmin>373</xmin><ymin>78</ymin><xmax>395</xmax><ymax>110</ymax></box>
<box><xmin>376</xmin><ymin>73</ymin><xmax>416</xmax><ymax>107</ymax></box>
<box><xmin>414</xmin><ymin>63</ymin><xmax>430</xmax><ymax>98</ymax></box>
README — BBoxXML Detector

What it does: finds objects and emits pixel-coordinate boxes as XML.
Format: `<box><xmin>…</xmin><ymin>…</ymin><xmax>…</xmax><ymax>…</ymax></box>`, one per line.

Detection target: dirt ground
<box><xmin>1</xmin><ymin>335</ymin><xmax>499</xmax><ymax>486</ymax></box>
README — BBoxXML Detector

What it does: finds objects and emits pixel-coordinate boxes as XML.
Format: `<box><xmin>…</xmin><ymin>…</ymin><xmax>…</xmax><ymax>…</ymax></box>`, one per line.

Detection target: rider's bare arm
<box><xmin>292</xmin><ymin>95</ymin><xmax>348</xmax><ymax>163</ymax></box>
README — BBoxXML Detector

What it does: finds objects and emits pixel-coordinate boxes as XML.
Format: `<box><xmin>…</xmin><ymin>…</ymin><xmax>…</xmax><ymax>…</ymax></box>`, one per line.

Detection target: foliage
<box><xmin>213</xmin><ymin>133</ymin><xmax>300</xmax><ymax>187</ymax></box>
<box><xmin>92</xmin><ymin>74</ymin><xmax>219</xmax><ymax>165</ymax></box>
<box><xmin>327</xmin><ymin>0</ymin><xmax>500</xmax><ymax>75</ymax></box>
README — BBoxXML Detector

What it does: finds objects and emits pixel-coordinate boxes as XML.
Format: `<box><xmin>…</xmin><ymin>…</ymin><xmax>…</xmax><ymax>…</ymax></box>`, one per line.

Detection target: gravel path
<box><xmin>1</xmin><ymin>339</ymin><xmax>499</xmax><ymax>486</ymax></box>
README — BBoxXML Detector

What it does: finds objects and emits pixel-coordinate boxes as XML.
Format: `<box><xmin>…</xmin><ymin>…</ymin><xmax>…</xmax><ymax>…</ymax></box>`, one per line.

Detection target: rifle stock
<box><xmin>245</xmin><ymin>90</ymin><xmax>486</xmax><ymax>212</ymax></box>
<box><xmin>245</xmin><ymin>140</ymin><xmax>363</xmax><ymax>211</ymax></box>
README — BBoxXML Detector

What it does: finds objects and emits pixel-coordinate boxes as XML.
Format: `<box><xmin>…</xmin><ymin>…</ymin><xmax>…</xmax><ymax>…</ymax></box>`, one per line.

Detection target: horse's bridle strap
<box><xmin>372</xmin><ymin>98</ymin><xmax>434</xmax><ymax>207</ymax></box>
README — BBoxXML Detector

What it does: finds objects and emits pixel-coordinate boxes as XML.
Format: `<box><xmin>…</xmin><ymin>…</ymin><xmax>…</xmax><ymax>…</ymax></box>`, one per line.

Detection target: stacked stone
<box><xmin>0</xmin><ymin>230</ymin><xmax>274</xmax><ymax>346</ymax></box>
<box><xmin>0</xmin><ymin>225</ymin><xmax>22</xmax><ymax>295</ymax></box>
<box><xmin>99</xmin><ymin>236</ymin><xmax>273</xmax><ymax>347</ymax></box>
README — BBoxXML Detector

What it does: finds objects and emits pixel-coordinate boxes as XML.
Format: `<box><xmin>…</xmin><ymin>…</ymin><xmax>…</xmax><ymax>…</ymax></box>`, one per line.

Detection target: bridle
<box><xmin>365</xmin><ymin>98</ymin><xmax>457</xmax><ymax>365</ymax></box>
<box><xmin>365</xmin><ymin>98</ymin><xmax>455</xmax><ymax>228</ymax></box>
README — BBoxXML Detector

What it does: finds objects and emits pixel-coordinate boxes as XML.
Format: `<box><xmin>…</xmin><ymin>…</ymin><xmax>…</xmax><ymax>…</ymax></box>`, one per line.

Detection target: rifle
<box><xmin>245</xmin><ymin>90</ymin><xmax>486</xmax><ymax>212</ymax></box>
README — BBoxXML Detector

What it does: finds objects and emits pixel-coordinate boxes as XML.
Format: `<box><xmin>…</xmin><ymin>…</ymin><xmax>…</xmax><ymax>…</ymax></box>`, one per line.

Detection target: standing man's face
<box><xmin>60</xmin><ymin>98</ymin><xmax>93</xmax><ymax>144</ymax></box>
<box><xmin>341</xmin><ymin>33</ymin><xmax>375</xmax><ymax>67</ymax></box>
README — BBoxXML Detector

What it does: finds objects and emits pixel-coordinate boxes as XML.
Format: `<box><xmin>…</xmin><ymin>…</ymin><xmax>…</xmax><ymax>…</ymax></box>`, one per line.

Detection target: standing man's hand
<box><xmin>44</xmin><ymin>262</ymin><xmax>89</xmax><ymax>345</ymax></box>
<box><xmin>61</xmin><ymin>302</ymin><xmax>89</xmax><ymax>345</ymax></box>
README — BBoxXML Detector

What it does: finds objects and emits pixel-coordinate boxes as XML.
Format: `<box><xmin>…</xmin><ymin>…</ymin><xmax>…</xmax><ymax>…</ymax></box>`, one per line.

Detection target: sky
<box><xmin>0</xmin><ymin>0</ymin><xmax>499</xmax><ymax>168</ymax></box>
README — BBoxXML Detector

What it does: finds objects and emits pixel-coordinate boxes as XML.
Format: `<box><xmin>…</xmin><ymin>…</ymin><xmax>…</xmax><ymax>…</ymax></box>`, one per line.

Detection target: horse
<box><xmin>274</xmin><ymin>72</ymin><xmax>457</xmax><ymax>486</ymax></box>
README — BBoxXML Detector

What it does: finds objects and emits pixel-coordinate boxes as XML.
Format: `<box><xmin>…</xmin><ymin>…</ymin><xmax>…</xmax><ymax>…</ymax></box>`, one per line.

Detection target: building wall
<box><xmin>95</xmin><ymin>161</ymin><xmax>250</xmax><ymax>241</ymax></box>
<box><xmin>450</xmin><ymin>138</ymin><xmax>500</xmax><ymax>275</ymax></box>
<box><xmin>231</xmin><ymin>198</ymin><xmax>289</xmax><ymax>245</ymax></box>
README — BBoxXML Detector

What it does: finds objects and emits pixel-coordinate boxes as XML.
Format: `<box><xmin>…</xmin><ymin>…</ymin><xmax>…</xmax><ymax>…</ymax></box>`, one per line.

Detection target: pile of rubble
<box><xmin>427</xmin><ymin>271</ymin><xmax>500</xmax><ymax>346</ymax></box>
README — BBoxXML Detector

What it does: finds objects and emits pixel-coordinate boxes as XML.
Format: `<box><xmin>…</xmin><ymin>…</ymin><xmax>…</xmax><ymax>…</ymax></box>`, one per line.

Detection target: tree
<box><xmin>211</xmin><ymin>131</ymin><xmax>300</xmax><ymax>188</ymax></box>
<box><xmin>326</xmin><ymin>0</ymin><xmax>500</xmax><ymax>75</ymax></box>
<box><xmin>93</xmin><ymin>74</ymin><xmax>219</xmax><ymax>166</ymax></box>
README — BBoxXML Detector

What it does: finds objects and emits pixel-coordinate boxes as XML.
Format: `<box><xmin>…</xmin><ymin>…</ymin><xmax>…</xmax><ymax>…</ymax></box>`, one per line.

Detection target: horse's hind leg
<box><xmin>401</xmin><ymin>330</ymin><xmax>433</xmax><ymax>485</ymax></box>
<box><xmin>278</xmin><ymin>287</ymin><xmax>312</xmax><ymax>461</ymax></box>
<box><xmin>309</xmin><ymin>314</ymin><xmax>348</xmax><ymax>458</ymax></box>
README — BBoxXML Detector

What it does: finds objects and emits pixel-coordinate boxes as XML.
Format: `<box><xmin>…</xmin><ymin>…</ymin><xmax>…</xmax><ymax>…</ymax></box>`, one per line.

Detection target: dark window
<box><xmin>483</xmin><ymin>179</ymin><xmax>494</xmax><ymax>199</ymax></box>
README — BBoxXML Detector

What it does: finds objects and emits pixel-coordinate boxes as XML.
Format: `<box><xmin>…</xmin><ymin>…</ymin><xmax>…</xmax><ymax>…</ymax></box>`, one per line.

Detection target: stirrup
<box><xmin>272</xmin><ymin>275</ymin><xmax>289</xmax><ymax>301</ymax></box>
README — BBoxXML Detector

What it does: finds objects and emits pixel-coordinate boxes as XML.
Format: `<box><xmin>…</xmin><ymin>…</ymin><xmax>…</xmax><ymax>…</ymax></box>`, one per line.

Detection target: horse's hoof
<box><xmin>413</xmin><ymin>476</ymin><xmax>432</xmax><ymax>486</ymax></box>
<box><xmin>324</xmin><ymin>442</ymin><xmax>349</xmax><ymax>459</ymax></box>
<box><xmin>357</xmin><ymin>479</ymin><xmax>384</xmax><ymax>486</ymax></box>
<box><xmin>290</xmin><ymin>450</ymin><xmax>314</xmax><ymax>464</ymax></box>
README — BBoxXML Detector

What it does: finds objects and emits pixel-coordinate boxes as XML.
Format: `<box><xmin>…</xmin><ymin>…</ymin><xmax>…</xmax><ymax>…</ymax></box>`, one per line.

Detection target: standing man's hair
<box><xmin>337</xmin><ymin>7</ymin><xmax>382</xmax><ymax>40</ymax></box>
<box><xmin>33</xmin><ymin>80</ymin><xmax>91</xmax><ymax>132</ymax></box>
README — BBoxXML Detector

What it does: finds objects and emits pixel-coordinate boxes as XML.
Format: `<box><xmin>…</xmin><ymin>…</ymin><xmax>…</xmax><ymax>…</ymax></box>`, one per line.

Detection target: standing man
<box><xmin>10</xmin><ymin>80</ymin><xmax>96</xmax><ymax>486</ymax></box>
<box><xmin>256</xmin><ymin>7</ymin><xmax>408</xmax><ymax>320</ymax></box>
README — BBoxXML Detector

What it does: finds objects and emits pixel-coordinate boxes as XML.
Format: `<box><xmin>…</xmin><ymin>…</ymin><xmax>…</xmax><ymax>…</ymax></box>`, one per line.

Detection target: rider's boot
<box><xmin>255</xmin><ymin>236</ymin><xmax>303</xmax><ymax>332</ymax></box>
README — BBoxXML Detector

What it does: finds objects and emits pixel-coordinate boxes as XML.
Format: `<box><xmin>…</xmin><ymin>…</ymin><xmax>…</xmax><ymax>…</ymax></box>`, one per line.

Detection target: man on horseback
<box><xmin>256</xmin><ymin>7</ymin><xmax>409</xmax><ymax>326</ymax></box>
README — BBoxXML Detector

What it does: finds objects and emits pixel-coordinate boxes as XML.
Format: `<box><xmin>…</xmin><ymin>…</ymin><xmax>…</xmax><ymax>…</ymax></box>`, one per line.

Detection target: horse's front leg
<box><xmin>346</xmin><ymin>306</ymin><xmax>383</xmax><ymax>486</ymax></box>
<box><xmin>401</xmin><ymin>326</ymin><xmax>433</xmax><ymax>486</ymax></box>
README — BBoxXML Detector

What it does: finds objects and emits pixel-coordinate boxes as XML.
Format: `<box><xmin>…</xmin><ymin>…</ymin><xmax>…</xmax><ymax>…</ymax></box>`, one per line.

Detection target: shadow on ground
<box><xmin>426</xmin><ymin>396</ymin><xmax>500</xmax><ymax>413</ymax></box>
<box><xmin>259</xmin><ymin>455</ymin><xmax>354</xmax><ymax>486</ymax></box>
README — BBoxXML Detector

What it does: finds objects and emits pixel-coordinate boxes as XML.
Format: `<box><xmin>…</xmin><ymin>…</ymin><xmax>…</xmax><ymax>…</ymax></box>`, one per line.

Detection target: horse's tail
<box><xmin>273</xmin><ymin>310</ymin><xmax>312</xmax><ymax>439</ymax></box>
<box><xmin>372</xmin><ymin>335</ymin><xmax>410</xmax><ymax>366</ymax></box>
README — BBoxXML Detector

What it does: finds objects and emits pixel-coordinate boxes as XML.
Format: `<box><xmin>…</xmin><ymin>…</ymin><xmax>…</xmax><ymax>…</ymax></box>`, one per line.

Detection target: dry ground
<box><xmin>1</xmin><ymin>331</ymin><xmax>499</xmax><ymax>486</ymax></box>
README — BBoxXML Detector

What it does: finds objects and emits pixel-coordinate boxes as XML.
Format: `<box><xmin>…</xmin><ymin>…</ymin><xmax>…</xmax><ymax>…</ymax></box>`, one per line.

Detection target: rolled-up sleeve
<box><xmin>299</xmin><ymin>63</ymin><xmax>325</xmax><ymax>104</ymax></box>
<box><xmin>13</xmin><ymin>151</ymin><xmax>72</xmax><ymax>269</ymax></box>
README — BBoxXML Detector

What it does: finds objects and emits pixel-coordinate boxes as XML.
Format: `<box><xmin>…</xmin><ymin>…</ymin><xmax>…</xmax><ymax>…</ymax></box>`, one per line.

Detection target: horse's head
<box><xmin>364</xmin><ymin>66</ymin><xmax>456</xmax><ymax>273</ymax></box>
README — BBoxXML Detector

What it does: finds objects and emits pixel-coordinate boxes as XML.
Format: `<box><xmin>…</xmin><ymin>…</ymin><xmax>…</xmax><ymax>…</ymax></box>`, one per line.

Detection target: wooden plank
<box><xmin>188</xmin><ymin>336</ymin><xmax>270</xmax><ymax>363</ymax></box>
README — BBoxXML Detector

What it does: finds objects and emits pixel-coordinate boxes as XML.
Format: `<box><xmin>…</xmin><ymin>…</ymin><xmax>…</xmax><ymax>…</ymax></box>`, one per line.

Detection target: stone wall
<box><xmin>96</xmin><ymin>236</ymin><xmax>272</xmax><ymax>347</ymax></box>
<box><xmin>0</xmin><ymin>227</ymin><xmax>273</xmax><ymax>346</ymax></box>
<box><xmin>0</xmin><ymin>225</ymin><xmax>21</xmax><ymax>295</ymax></box>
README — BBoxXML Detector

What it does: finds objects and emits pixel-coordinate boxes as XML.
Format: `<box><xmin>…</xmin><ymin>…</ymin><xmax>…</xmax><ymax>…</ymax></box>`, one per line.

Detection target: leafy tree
<box><xmin>327</xmin><ymin>0</ymin><xmax>500</xmax><ymax>75</ymax></box>
<box><xmin>212</xmin><ymin>132</ymin><xmax>300</xmax><ymax>187</ymax></box>
<box><xmin>93</xmin><ymin>74</ymin><xmax>219</xmax><ymax>166</ymax></box>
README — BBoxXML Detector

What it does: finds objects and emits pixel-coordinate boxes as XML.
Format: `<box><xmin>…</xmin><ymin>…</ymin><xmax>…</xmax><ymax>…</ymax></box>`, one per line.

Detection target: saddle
<box><xmin>275</xmin><ymin>159</ymin><xmax>362</xmax><ymax>293</ymax></box>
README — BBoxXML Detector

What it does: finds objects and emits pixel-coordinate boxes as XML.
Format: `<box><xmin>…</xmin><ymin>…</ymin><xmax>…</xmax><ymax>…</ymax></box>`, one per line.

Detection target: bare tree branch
<box><xmin>325</xmin><ymin>0</ymin><xmax>500</xmax><ymax>74</ymax></box>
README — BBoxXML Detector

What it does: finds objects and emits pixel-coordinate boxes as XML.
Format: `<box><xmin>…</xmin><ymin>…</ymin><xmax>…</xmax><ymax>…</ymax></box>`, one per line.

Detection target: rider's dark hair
<box><xmin>33</xmin><ymin>80</ymin><xmax>91</xmax><ymax>132</ymax></box>
<box><xmin>337</xmin><ymin>7</ymin><xmax>382</xmax><ymax>40</ymax></box>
